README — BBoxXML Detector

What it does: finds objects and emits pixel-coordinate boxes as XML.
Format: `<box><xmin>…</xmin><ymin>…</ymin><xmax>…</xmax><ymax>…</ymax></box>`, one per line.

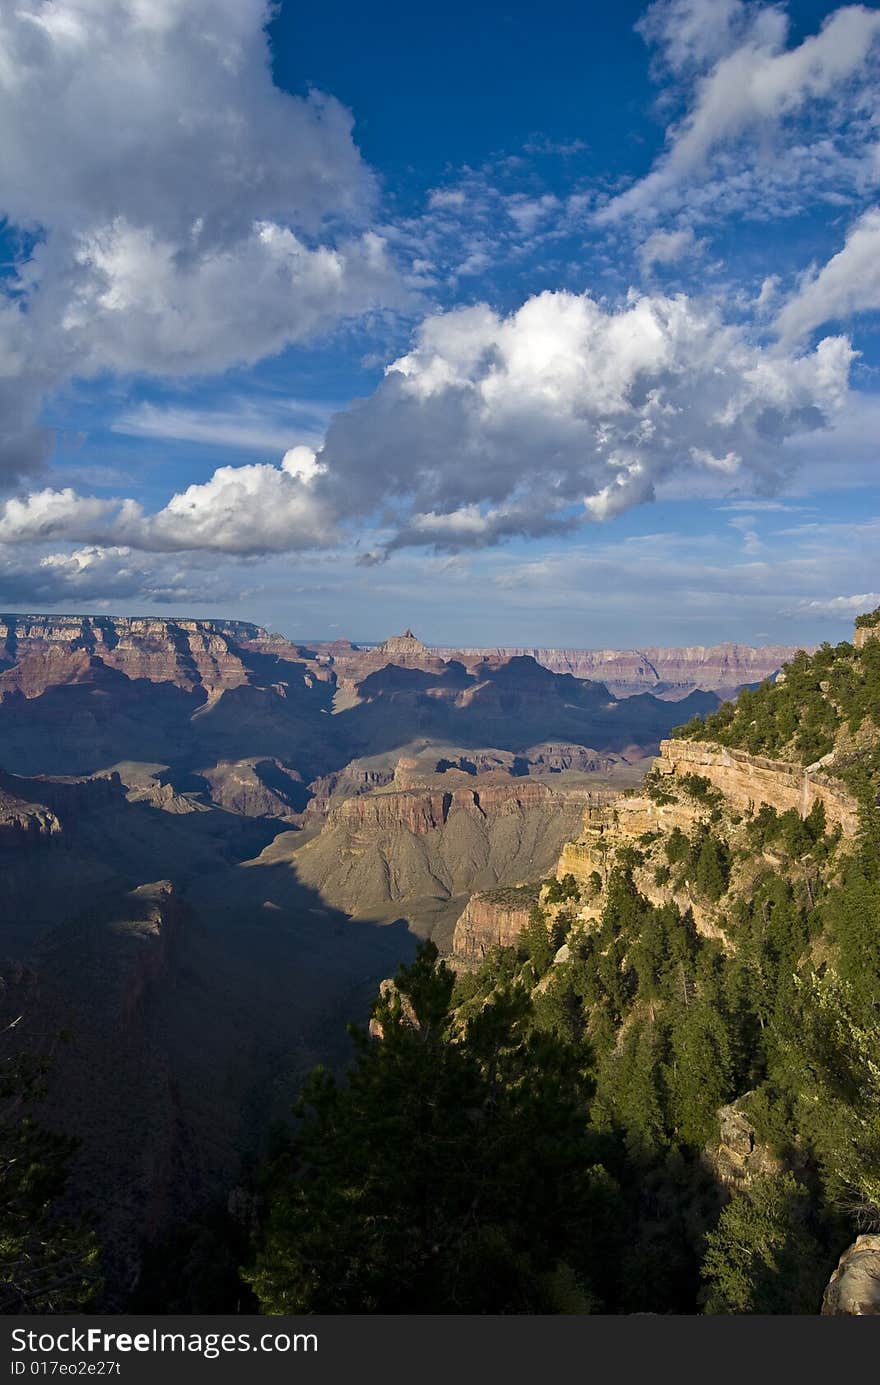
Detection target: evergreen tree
<box><xmin>0</xmin><ymin>1035</ymin><xmax>100</xmax><ymax>1313</ymax></box>
<box><xmin>701</xmin><ymin>1175</ymin><xmax>829</xmax><ymax>1314</ymax></box>
<box><xmin>248</xmin><ymin>943</ymin><xmax>613</xmax><ymax>1313</ymax></box>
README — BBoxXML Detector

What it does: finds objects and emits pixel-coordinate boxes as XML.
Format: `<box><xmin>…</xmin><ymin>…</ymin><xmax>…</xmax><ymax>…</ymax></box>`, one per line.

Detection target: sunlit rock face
<box><xmin>822</xmin><ymin>1236</ymin><xmax>880</xmax><ymax>1315</ymax></box>
<box><xmin>652</xmin><ymin>738</ymin><xmax>860</xmax><ymax>836</ymax></box>
<box><xmin>0</xmin><ymin>614</ymin><xmax>279</xmax><ymax>697</ymax></box>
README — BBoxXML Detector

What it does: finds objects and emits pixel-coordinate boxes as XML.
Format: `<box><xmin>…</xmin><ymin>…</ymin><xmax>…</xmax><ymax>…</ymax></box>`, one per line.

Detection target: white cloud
<box><xmin>638</xmin><ymin>226</ymin><xmax>702</xmax><ymax>273</ymax></box>
<box><xmin>775</xmin><ymin>206</ymin><xmax>880</xmax><ymax>341</ymax></box>
<box><xmin>600</xmin><ymin>3</ymin><xmax>880</xmax><ymax>224</ymax></box>
<box><xmin>0</xmin><ymin>0</ymin><xmax>372</xmax><ymax>237</ymax></box>
<box><xmin>0</xmin><ymin>489</ymin><xmax>124</xmax><ymax>544</ymax></box>
<box><xmin>787</xmin><ymin>592</ymin><xmax>880</xmax><ymax>618</ymax></box>
<box><xmin>0</xmin><ymin>543</ymin><xmax>242</xmax><ymax>606</ymax></box>
<box><xmin>636</xmin><ymin>0</ymin><xmax>753</xmax><ymax>76</ymax></box>
<box><xmin>0</xmin><ymin>284</ymin><xmax>862</xmax><ymax>563</ymax></box>
<box><xmin>0</xmin><ymin>0</ymin><xmax>407</xmax><ymax>484</ymax></box>
<box><xmin>313</xmin><ymin>288</ymin><xmax>855</xmax><ymax>552</ymax></box>
<box><xmin>0</xmin><ymin>459</ymin><xmax>336</xmax><ymax>556</ymax></box>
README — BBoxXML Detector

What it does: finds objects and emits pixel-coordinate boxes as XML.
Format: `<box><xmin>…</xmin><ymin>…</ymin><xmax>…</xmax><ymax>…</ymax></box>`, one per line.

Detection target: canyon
<box><xmin>0</xmin><ymin>611</ymin><xmax>805</xmax><ymax>1303</ymax></box>
<box><xmin>431</xmin><ymin>640</ymin><xmax>799</xmax><ymax>700</ymax></box>
<box><xmin>450</xmin><ymin>733</ymin><xmax>863</xmax><ymax>963</ymax></box>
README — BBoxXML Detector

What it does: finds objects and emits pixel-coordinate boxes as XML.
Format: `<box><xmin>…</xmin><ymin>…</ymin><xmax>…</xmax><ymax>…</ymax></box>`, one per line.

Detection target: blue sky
<box><xmin>0</xmin><ymin>0</ymin><xmax>878</xmax><ymax>647</ymax></box>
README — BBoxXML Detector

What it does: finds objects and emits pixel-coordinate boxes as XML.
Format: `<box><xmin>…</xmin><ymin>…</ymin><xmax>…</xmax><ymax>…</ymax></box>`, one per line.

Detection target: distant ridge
<box><xmin>429</xmin><ymin>642</ymin><xmax>804</xmax><ymax>700</ymax></box>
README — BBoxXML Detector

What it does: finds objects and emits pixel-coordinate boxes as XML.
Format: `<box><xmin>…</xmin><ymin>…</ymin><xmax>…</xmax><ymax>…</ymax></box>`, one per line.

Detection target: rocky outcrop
<box><xmin>305</xmin><ymin>764</ymin><xmax>395</xmax><ymax>816</ymax></box>
<box><xmin>368</xmin><ymin>977</ymin><xmax>420</xmax><ymax>1040</ymax></box>
<box><xmin>431</xmin><ymin>642</ymin><xmax>799</xmax><ymax>700</ymax></box>
<box><xmin>332</xmin><ymin>786</ymin><xmax>454</xmax><ymax>836</ymax></box>
<box><xmin>0</xmin><ymin>767</ymin><xmax>125</xmax><ymax>825</ymax></box>
<box><xmin>328</xmin><ymin>780</ymin><xmax>563</xmax><ymax>839</ymax></box>
<box><xmin>556</xmin><ymin>795</ymin><xmax>687</xmax><ymax>893</ymax></box>
<box><xmin>653</xmin><ymin>738</ymin><xmax>860</xmax><ymax>836</ymax></box>
<box><xmin>704</xmin><ymin>1100</ymin><xmax>780</xmax><ymax>1190</ymax></box>
<box><xmin>125</xmin><ymin>780</ymin><xmax>208</xmax><ymax>814</ymax></box>
<box><xmin>198</xmin><ymin>758</ymin><xmax>306</xmax><ymax>818</ymax></box>
<box><xmin>375</xmin><ymin>628</ymin><xmax>430</xmax><ymax>659</ymax></box>
<box><xmin>854</xmin><ymin>613</ymin><xmax>880</xmax><ymax>650</ymax></box>
<box><xmin>822</xmin><ymin>1236</ymin><xmax>880</xmax><ymax>1315</ymax></box>
<box><xmin>552</xmin><ymin>736</ymin><xmax>859</xmax><ymax>940</ymax></box>
<box><xmin>112</xmin><ymin>881</ymin><xmax>185</xmax><ymax>1025</ymax></box>
<box><xmin>0</xmin><ymin>782</ymin><xmax>62</xmax><ymax>847</ymax></box>
<box><xmin>452</xmin><ymin>885</ymin><xmax>540</xmax><ymax>959</ymax></box>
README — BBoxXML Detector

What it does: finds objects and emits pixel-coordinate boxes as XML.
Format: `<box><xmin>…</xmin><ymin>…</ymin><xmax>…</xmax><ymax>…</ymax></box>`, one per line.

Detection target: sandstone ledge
<box><xmin>654</xmin><ymin>738</ymin><xmax>860</xmax><ymax>837</ymax></box>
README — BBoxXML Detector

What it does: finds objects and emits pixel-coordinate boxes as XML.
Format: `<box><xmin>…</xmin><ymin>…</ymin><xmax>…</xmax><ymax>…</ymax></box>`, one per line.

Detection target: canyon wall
<box><xmin>0</xmin><ymin>783</ymin><xmax>62</xmax><ymax>847</ymax></box>
<box><xmin>431</xmin><ymin>642</ymin><xmax>799</xmax><ymax>699</ymax></box>
<box><xmin>652</xmin><ymin>738</ymin><xmax>860</xmax><ymax>836</ymax></box>
<box><xmin>290</xmin><ymin>779</ymin><xmax>592</xmax><ymax>944</ymax></box>
<box><xmin>452</xmin><ymin>888</ymin><xmax>539</xmax><ymax>960</ymax></box>
<box><xmin>854</xmin><ymin>617</ymin><xmax>880</xmax><ymax>650</ymax></box>
<box><xmin>0</xmin><ymin>614</ymin><xmax>283</xmax><ymax>698</ymax></box>
<box><xmin>556</xmin><ymin>739</ymin><xmax>859</xmax><ymax>900</ymax></box>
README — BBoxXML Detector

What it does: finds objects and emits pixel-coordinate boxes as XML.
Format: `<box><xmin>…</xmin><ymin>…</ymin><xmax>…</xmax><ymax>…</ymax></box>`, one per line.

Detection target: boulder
<box><xmin>822</xmin><ymin>1235</ymin><xmax>880</xmax><ymax>1315</ymax></box>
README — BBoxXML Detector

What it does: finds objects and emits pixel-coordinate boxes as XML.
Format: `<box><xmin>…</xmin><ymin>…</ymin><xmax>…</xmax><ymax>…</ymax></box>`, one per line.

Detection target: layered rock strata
<box><xmin>652</xmin><ymin>739</ymin><xmax>860</xmax><ymax>836</ymax></box>
<box><xmin>452</xmin><ymin>887</ymin><xmax>539</xmax><ymax>959</ymax></box>
<box><xmin>431</xmin><ymin>642</ymin><xmax>799</xmax><ymax>699</ymax></box>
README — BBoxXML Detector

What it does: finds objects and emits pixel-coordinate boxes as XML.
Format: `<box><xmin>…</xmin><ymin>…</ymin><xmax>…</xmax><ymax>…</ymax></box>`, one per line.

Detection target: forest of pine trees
<box><xmin>246</xmin><ymin>624</ymin><xmax>880</xmax><ymax>1314</ymax></box>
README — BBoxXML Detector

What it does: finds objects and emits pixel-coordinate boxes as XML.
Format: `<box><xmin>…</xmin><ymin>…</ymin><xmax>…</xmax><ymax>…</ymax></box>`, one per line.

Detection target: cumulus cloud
<box><xmin>0</xmin><ymin>283</ymin><xmax>860</xmax><ymax>564</ymax></box>
<box><xmin>0</xmin><ymin>453</ymin><xmax>335</xmax><ymax>556</ymax></box>
<box><xmin>0</xmin><ymin>0</ymin><xmax>406</xmax><ymax>484</ymax></box>
<box><xmin>312</xmin><ymin>288</ymin><xmax>854</xmax><ymax>553</ymax></box>
<box><xmin>600</xmin><ymin>2</ymin><xmax>880</xmax><ymax>224</ymax></box>
<box><xmin>775</xmin><ymin>206</ymin><xmax>880</xmax><ymax>342</ymax></box>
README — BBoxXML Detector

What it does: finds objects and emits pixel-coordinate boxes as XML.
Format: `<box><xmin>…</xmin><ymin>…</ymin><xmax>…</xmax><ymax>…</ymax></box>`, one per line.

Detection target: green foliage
<box><xmin>0</xmin><ymin>1034</ymin><xmax>100</xmax><ymax>1313</ymax></box>
<box><xmin>676</xmin><ymin>636</ymin><xmax>880</xmax><ymax>786</ymax></box>
<box><xmin>518</xmin><ymin>906</ymin><xmax>565</xmax><ymax>977</ymax></box>
<box><xmin>679</xmin><ymin>773</ymin><xmax>721</xmax><ymax>806</ymax></box>
<box><xmin>665</xmin><ymin>827</ymin><xmax>690</xmax><ymax>865</ymax></box>
<box><xmin>693</xmin><ymin>830</ymin><xmax>732</xmax><ymax>901</ymax></box>
<box><xmin>544</xmin><ymin>873</ymin><xmax>581</xmax><ymax>905</ymax></box>
<box><xmin>248</xmin><ymin>942</ymin><xmax>612</xmax><ymax>1314</ymax></box>
<box><xmin>642</xmin><ymin>769</ymin><xmax>678</xmax><ymax>805</ymax></box>
<box><xmin>477</xmin><ymin>882</ymin><xmax>542</xmax><ymax>910</ymax></box>
<box><xmin>701</xmin><ymin>1175</ymin><xmax>830</xmax><ymax>1314</ymax></box>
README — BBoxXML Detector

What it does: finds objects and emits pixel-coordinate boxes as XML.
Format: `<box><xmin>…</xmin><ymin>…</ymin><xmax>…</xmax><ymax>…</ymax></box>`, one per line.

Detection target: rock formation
<box><xmin>287</xmin><ymin>778</ymin><xmax>590</xmax><ymax>946</ymax></box>
<box><xmin>0</xmin><ymin>614</ymin><xmax>289</xmax><ymax>697</ymax></box>
<box><xmin>452</xmin><ymin>884</ymin><xmax>541</xmax><ymax>960</ymax></box>
<box><xmin>822</xmin><ymin>1236</ymin><xmax>880</xmax><ymax>1314</ymax></box>
<box><xmin>0</xmin><ymin>779</ymin><xmax>62</xmax><ymax>847</ymax></box>
<box><xmin>854</xmin><ymin>612</ymin><xmax>880</xmax><ymax>650</ymax></box>
<box><xmin>652</xmin><ymin>738</ymin><xmax>860</xmax><ymax>836</ymax></box>
<box><xmin>375</xmin><ymin>628</ymin><xmax>430</xmax><ymax>659</ymax></box>
<box><xmin>430</xmin><ymin>641</ymin><xmax>799</xmax><ymax>699</ymax></box>
<box><xmin>704</xmin><ymin>1099</ymin><xmax>780</xmax><ymax>1190</ymax></box>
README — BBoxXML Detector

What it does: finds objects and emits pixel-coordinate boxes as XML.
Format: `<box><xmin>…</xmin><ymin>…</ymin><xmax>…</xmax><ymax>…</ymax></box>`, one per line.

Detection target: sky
<box><xmin>0</xmin><ymin>0</ymin><xmax>878</xmax><ymax>648</ymax></box>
